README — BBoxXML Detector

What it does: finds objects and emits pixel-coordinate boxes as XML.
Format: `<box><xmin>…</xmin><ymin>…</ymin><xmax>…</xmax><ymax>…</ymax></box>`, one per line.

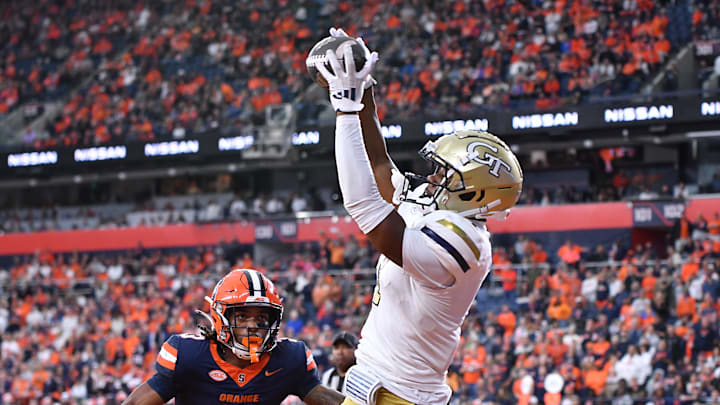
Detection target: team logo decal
<box><xmin>209</xmin><ymin>370</ymin><xmax>228</xmax><ymax>382</ymax></box>
<box><xmin>265</xmin><ymin>368</ymin><xmax>283</xmax><ymax>377</ymax></box>
<box><xmin>211</xmin><ymin>275</ymin><xmax>227</xmax><ymax>300</ymax></box>
<box><xmin>463</xmin><ymin>141</ymin><xmax>511</xmax><ymax>177</ymax></box>
<box><xmin>238</xmin><ymin>374</ymin><xmax>246</xmax><ymax>383</ymax></box>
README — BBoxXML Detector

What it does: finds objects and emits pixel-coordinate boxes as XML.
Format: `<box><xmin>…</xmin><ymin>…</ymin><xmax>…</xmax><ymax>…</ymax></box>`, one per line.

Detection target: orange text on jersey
<box><xmin>218</xmin><ymin>393</ymin><xmax>260</xmax><ymax>403</ymax></box>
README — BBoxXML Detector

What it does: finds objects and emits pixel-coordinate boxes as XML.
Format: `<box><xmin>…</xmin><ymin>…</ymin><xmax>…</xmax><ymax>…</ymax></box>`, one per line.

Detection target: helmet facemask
<box><xmin>213</xmin><ymin>302</ymin><xmax>282</xmax><ymax>363</ymax></box>
<box><xmin>399</xmin><ymin>140</ymin><xmax>464</xmax><ymax>208</ymax></box>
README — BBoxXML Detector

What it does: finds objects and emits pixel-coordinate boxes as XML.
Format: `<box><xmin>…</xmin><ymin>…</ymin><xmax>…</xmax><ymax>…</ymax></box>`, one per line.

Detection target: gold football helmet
<box><xmin>400</xmin><ymin>130</ymin><xmax>523</xmax><ymax>220</ymax></box>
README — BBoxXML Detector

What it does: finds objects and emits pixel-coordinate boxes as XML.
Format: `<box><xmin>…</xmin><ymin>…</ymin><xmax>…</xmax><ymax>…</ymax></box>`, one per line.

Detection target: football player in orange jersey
<box><xmin>124</xmin><ymin>269</ymin><xmax>344</xmax><ymax>405</ymax></box>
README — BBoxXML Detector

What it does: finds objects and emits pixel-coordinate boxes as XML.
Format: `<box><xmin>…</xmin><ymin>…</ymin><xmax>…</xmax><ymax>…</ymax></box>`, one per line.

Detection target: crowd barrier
<box><xmin>1</xmin><ymin>197</ymin><xmax>718</xmax><ymax>257</ymax></box>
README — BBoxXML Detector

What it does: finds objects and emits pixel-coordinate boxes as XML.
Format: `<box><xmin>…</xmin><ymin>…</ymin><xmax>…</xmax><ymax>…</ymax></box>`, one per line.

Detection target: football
<box><xmin>305</xmin><ymin>34</ymin><xmax>367</xmax><ymax>88</ymax></box>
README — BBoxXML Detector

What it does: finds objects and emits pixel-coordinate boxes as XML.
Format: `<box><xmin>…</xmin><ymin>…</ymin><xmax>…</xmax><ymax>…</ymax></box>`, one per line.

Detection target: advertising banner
<box><xmin>632</xmin><ymin>200</ymin><xmax>686</xmax><ymax>227</ymax></box>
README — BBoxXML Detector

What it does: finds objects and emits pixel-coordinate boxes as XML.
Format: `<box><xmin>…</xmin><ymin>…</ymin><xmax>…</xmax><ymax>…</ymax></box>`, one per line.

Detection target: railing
<box><xmin>1</xmin><ymin>257</ymin><xmax>688</xmax><ymax>295</ymax></box>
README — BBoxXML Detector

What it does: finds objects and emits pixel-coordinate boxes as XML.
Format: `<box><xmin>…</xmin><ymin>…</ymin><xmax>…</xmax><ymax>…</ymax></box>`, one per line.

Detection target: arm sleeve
<box><xmin>335</xmin><ymin>114</ymin><xmax>394</xmax><ymax>233</ymax></box>
<box><xmin>294</xmin><ymin>343</ymin><xmax>321</xmax><ymax>399</ymax></box>
<box><xmin>146</xmin><ymin>335</ymin><xmax>180</xmax><ymax>402</ymax></box>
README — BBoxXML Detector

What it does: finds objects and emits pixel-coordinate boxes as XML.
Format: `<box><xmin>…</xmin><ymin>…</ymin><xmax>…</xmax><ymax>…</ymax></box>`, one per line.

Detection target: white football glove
<box><xmin>329</xmin><ymin>27</ymin><xmax>349</xmax><ymax>38</ymax></box>
<box><xmin>328</xmin><ymin>27</ymin><xmax>377</xmax><ymax>89</ymax></box>
<box><xmin>316</xmin><ymin>46</ymin><xmax>378</xmax><ymax>113</ymax></box>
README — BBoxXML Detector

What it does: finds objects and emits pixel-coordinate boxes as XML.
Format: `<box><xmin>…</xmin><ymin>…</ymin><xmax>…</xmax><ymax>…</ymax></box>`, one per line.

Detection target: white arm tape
<box><xmin>335</xmin><ymin>114</ymin><xmax>394</xmax><ymax>234</ymax></box>
<box><xmin>343</xmin><ymin>365</ymin><xmax>382</xmax><ymax>405</ymax></box>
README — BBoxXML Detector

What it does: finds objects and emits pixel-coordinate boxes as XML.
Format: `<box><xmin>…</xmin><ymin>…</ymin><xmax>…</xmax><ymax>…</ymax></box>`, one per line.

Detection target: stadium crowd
<box><xmin>2</xmin><ymin>222</ymin><xmax>720</xmax><ymax>404</ymax></box>
<box><xmin>26</xmin><ymin>0</ymin><xmax>314</xmax><ymax>150</ymax></box>
<box><xmin>2</xmin><ymin>0</ymin><xmax>710</xmax><ymax>150</ymax></box>
<box><xmin>0</xmin><ymin>0</ymin><xmax>140</xmax><ymax>119</ymax></box>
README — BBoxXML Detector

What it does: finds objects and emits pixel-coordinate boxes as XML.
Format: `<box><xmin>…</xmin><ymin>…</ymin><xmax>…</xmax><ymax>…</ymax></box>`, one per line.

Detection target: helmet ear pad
<box><xmin>457</xmin><ymin>189</ymin><xmax>485</xmax><ymax>202</ymax></box>
<box><xmin>211</xmin><ymin>303</ymin><xmax>232</xmax><ymax>344</ymax></box>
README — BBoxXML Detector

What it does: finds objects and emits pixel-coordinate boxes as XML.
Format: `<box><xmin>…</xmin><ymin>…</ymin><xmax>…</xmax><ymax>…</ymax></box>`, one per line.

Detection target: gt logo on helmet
<box><xmin>463</xmin><ymin>141</ymin><xmax>511</xmax><ymax>177</ymax></box>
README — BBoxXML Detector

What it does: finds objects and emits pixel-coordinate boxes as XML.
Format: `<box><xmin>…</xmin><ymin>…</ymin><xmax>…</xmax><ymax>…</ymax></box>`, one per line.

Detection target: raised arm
<box><xmin>357</xmin><ymin>87</ymin><xmax>397</xmax><ymax>204</ymax></box>
<box><xmin>317</xmin><ymin>42</ymin><xmax>405</xmax><ymax>266</ymax></box>
<box><xmin>325</xmin><ymin>28</ymin><xmax>397</xmax><ymax>205</ymax></box>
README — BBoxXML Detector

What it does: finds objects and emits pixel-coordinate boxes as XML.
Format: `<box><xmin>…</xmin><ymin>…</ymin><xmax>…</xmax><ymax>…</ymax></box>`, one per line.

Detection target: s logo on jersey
<box><xmin>238</xmin><ymin>374</ymin><xmax>246</xmax><ymax>383</ymax></box>
<box><xmin>463</xmin><ymin>141</ymin><xmax>511</xmax><ymax>177</ymax></box>
<box><xmin>209</xmin><ymin>370</ymin><xmax>228</xmax><ymax>382</ymax></box>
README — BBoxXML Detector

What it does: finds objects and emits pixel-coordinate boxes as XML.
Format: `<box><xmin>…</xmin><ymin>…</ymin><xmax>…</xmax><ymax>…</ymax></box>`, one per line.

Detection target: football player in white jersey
<box><xmin>314</xmin><ymin>28</ymin><xmax>523</xmax><ymax>405</ymax></box>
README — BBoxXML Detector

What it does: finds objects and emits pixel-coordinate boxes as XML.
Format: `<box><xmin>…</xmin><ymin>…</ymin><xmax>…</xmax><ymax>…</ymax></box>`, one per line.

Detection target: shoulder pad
<box><xmin>163</xmin><ymin>333</ymin><xmax>208</xmax><ymax>366</ymax></box>
<box><xmin>157</xmin><ymin>335</ymin><xmax>182</xmax><ymax>371</ymax></box>
<box><xmin>275</xmin><ymin>337</ymin><xmax>301</xmax><ymax>350</ymax></box>
<box><xmin>417</xmin><ymin>210</ymin><xmax>490</xmax><ymax>274</ymax></box>
<box><xmin>274</xmin><ymin>338</ymin><xmax>317</xmax><ymax>371</ymax></box>
<box><xmin>274</xmin><ymin>338</ymin><xmax>306</xmax><ymax>356</ymax></box>
<box><xmin>177</xmin><ymin>333</ymin><xmax>206</xmax><ymax>341</ymax></box>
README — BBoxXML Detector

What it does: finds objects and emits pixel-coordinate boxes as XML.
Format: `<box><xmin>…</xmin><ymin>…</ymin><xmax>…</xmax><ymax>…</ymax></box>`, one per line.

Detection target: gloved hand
<box><xmin>329</xmin><ymin>27</ymin><xmax>377</xmax><ymax>89</ymax></box>
<box><xmin>316</xmin><ymin>46</ymin><xmax>378</xmax><ymax>112</ymax></box>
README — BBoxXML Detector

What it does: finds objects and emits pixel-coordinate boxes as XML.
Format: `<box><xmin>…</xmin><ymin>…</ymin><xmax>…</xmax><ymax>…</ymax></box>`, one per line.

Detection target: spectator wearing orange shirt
<box><xmin>460</xmin><ymin>344</ymin><xmax>485</xmax><ymax>391</ymax></box>
<box><xmin>497</xmin><ymin>304</ymin><xmax>517</xmax><ymax>336</ymax></box>
<box><xmin>708</xmin><ymin>212</ymin><xmax>720</xmax><ymax>241</ymax></box>
<box><xmin>676</xmin><ymin>288</ymin><xmax>697</xmax><ymax>320</ymax></box>
<box><xmin>326</xmin><ymin>237</ymin><xmax>345</xmax><ymax>270</ymax></box>
<box><xmin>582</xmin><ymin>357</ymin><xmax>613</xmax><ymax>398</ymax></box>
<box><xmin>239</xmin><ymin>252</ymin><xmax>254</xmax><ymax>269</ymax></box>
<box><xmin>546</xmin><ymin>333</ymin><xmax>569</xmax><ymax>366</ymax></box>
<box><xmin>641</xmin><ymin>267</ymin><xmax>658</xmax><ymax>299</ymax></box>
<box><xmin>547</xmin><ymin>291</ymin><xmax>572</xmax><ymax>322</ymax></box>
<box><xmin>682</xmin><ymin>259</ymin><xmax>700</xmax><ymax>283</ymax></box>
<box><xmin>494</xmin><ymin>264</ymin><xmax>518</xmax><ymax>303</ymax></box>
<box><xmin>673</xmin><ymin>214</ymin><xmax>693</xmax><ymax>253</ymax></box>
<box><xmin>557</xmin><ymin>239</ymin><xmax>583</xmax><ymax>266</ymax></box>
<box><xmin>531</xmin><ymin>243</ymin><xmax>548</xmax><ymax>264</ymax></box>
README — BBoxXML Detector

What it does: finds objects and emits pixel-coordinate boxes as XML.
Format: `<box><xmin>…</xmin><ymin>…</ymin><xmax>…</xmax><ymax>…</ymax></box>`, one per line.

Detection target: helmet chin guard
<box><xmin>397</xmin><ymin>173</ymin><xmax>438</xmax><ymax>210</ymax></box>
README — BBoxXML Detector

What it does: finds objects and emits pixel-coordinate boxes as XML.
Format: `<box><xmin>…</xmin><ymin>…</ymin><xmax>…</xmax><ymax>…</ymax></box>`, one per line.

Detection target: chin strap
<box><xmin>393</xmin><ymin>169</ymin><xmax>438</xmax><ymax>211</ymax></box>
<box><xmin>457</xmin><ymin>199</ymin><xmax>510</xmax><ymax>220</ymax></box>
<box><xmin>487</xmin><ymin>209</ymin><xmax>511</xmax><ymax>220</ymax></box>
<box><xmin>198</xmin><ymin>295</ymin><xmax>224</xmax><ymax>340</ymax></box>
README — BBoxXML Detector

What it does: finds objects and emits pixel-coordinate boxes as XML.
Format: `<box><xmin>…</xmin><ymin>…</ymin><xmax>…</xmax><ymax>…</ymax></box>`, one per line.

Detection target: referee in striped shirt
<box><xmin>321</xmin><ymin>332</ymin><xmax>358</xmax><ymax>394</ymax></box>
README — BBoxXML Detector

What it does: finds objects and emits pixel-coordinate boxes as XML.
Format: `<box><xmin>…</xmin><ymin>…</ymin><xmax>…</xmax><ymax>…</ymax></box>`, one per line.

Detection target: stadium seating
<box><xmin>2</xmin><ymin>224</ymin><xmax>720</xmax><ymax>403</ymax></box>
<box><xmin>1</xmin><ymin>0</ymin><xmax>707</xmax><ymax>150</ymax></box>
<box><xmin>0</xmin><ymin>1</ymin><xmax>142</xmax><ymax>139</ymax></box>
<box><xmin>3</xmin><ymin>1</ymin><xmax>720</xmax><ymax>404</ymax></box>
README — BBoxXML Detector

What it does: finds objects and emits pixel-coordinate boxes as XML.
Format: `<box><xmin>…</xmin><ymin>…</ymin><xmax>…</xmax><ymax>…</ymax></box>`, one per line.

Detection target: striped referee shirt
<box><xmin>321</xmin><ymin>367</ymin><xmax>345</xmax><ymax>394</ymax></box>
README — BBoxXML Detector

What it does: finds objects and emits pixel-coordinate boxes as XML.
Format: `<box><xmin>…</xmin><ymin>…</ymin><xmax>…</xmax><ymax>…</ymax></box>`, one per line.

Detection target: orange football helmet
<box><xmin>202</xmin><ymin>269</ymin><xmax>283</xmax><ymax>362</ymax></box>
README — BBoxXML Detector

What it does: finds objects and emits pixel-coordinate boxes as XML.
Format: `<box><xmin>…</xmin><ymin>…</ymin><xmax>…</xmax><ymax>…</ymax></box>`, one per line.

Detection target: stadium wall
<box><xmin>0</xmin><ymin>198</ymin><xmax>717</xmax><ymax>258</ymax></box>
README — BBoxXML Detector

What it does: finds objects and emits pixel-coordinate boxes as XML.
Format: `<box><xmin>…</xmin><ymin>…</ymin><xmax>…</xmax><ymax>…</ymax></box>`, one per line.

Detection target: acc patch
<box><xmin>209</xmin><ymin>370</ymin><xmax>228</xmax><ymax>382</ymax></box>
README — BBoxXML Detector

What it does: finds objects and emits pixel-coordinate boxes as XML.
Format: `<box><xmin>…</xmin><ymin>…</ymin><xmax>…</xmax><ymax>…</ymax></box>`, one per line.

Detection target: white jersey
<box><xmin>354</xmin><ymin>199</ymin><xmax>492</xmax><ymax>404</ymax></box>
